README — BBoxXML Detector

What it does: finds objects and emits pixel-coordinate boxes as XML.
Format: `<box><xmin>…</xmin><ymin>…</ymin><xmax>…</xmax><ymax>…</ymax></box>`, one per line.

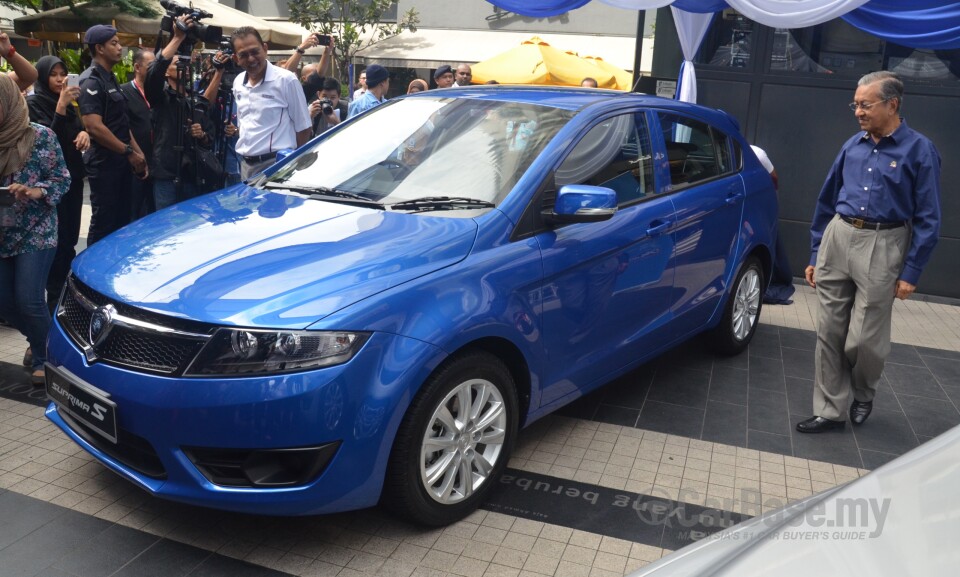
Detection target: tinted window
<box><xmin>716</xmin><ymin>130</ymin><xmax>734</xmax><ymax>173</ymax></box>
<box><xmin>657</xmin><ymin>113</ymin><xmax>721</xmax><ymax>187</ymax></box>
<box><xmin>555</xmin><ymin>113</ymin><xmax>654</xmax><ymax>206</ymax></box>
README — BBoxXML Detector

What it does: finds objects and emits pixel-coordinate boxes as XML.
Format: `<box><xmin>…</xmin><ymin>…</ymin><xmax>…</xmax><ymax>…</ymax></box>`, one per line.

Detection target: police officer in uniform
<box><xmin>77</xmin><ymin>25</ymin><xmax>148</xmax><ymax>245</ymax></box>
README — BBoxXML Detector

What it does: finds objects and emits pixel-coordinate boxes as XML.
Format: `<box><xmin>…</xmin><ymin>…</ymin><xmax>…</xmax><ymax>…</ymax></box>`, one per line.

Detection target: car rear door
<box><xmin>652</xmin><ymin>111</ymin><xmax>745</xmax><ymax>335</ymax></box>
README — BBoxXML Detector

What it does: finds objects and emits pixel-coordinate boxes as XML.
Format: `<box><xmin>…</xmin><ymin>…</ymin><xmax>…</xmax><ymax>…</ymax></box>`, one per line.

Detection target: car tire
<box><xmin>383</xmin><ymin>351</ymin><xmax>519</xmax><ymax>526</ymax></box>
<box><xmin>710</xmin><ymin>256</ymin><xmax>764</xmax><ymax>355</ymax></box>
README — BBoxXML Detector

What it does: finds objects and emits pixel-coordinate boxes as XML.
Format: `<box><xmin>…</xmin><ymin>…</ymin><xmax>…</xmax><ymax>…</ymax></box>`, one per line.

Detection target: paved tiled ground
<box><xmin>559</xmin><ymin>323</ymin><xmax>960</xmax><ymax>470</ymax></box>
<box><xmin>1</xmin><ymin>193</ymin><xmax>958</xmax><ymax>576</ymax></box>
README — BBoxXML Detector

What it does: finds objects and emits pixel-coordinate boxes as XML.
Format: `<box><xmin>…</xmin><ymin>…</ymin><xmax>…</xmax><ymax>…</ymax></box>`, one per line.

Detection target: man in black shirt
<box><xmin>309</xmin><ymin>77</ymin><xmax>348</xmax><ymax>136</ymax></box>
<box><xmin>120</xmin><ymin>48</ymin><xmax>156</xmax><ymax>219</ymax></box>
<box><xmin>77</xmin><ymin>25</ymin><xmax>149</xmax><ymax>245</ymax></box>
<box><xmin>145</xmin><ymin>16</ymin><xmax>215</xmax><ymax>210</ymax></box>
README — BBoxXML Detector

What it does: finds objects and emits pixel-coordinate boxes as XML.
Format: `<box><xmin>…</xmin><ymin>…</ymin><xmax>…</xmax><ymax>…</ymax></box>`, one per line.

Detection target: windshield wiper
<box><xmin>388</xmin><ymin>196</ymin><xmax>496</xmax><ymax>212</ymax></box>
<box><xmin>264</xmin><ymin>182</ymin><xmax>383</xmax><ymax>208</ymax></box>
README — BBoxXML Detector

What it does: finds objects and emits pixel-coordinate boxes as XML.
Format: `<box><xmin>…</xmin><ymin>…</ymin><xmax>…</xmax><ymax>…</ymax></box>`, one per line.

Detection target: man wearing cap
<box><xmin>434</xmin><ymin>65</ymin><xmax>454</xmax><ymax>88</ymax></box>
<box><xmin>230</xmin><ymin>26</ymin><xmax>312</xmax><ymax>180</ymax></box>
<box><xmin>347</xmin><ymin>64</ymin><xmax>389</xmax><ymax>119</ymax></box>
<box><xmin>78</xmin><ymin>24</ymin><xmax>149</xmax><ymax>245</ymax></box>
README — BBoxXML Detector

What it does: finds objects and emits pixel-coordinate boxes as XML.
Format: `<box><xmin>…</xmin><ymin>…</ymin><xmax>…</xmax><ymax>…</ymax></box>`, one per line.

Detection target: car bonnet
<box><xmin>72</xmin><ymin>189</ymin><xmax>478</xmax><ymax>329</ymax></box>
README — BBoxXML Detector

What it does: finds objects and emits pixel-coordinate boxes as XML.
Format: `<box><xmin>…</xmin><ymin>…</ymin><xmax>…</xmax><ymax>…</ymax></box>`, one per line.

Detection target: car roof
<box><xmin>409</xmin><ymin>86</ymin><xmax>741</xmax><ymax>133</ymax></box>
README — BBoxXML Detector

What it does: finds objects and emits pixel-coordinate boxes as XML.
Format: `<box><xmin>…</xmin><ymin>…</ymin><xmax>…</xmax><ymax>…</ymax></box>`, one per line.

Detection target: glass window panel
<box><xmin>556</xmin><ymin>113</ymin><xmax>655</xmax><ymax>207</ymax></box>
<box><xmin>696</xmin><ymin>10</ymin><xmax>756</xmax><ymax>69</ymax></box>
<box><xmin>768</xmin><ymin>19</ymin><xmax>960</xmax><ymax>85</ymax></box>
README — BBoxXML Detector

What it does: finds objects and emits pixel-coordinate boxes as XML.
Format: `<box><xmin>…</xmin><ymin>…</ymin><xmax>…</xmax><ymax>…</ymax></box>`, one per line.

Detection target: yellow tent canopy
<box><xmin>471</xmin><ymin>36</ymin><xmax>620</xmax><ymax>88</ymax></box>
<box><xmin>583</xmin><ymin>55</ymin><xmax>634</xmax><ymax>91</ymax></box>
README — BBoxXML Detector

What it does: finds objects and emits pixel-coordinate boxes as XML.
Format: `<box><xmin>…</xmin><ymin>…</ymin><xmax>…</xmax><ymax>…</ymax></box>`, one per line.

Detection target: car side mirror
<box><xmin>545</xmin><ymin>184</ymin><xmax>617</xmax><ymax>224</ymax></box>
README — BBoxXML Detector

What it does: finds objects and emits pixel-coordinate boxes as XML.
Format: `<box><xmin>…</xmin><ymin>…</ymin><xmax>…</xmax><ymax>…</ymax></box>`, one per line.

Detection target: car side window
<box><xmin>555</xmin><ymin>113</ymin><xmax>655</xmax><ymax>207</ymax></box>
<box><xmin>657</xmin><ymin>113</ymin><xmax>723</xmax><ymax>187</ymax></box>
<box><xmin>715</xmin><ymin>130</ymin><xmax>734</xmax><ymax>173</ymax></box>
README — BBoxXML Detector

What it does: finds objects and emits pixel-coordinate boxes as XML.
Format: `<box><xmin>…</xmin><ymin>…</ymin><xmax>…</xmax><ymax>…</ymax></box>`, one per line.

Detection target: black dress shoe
<box><xmin>850</xmin><ymin>401</ymin><xmax>873</xmax><ymax>425</ymax></box>
<box><xmin>796</xmin><ymin>416</ymin><xmax>845</xmax><ymax>433</ymax></box>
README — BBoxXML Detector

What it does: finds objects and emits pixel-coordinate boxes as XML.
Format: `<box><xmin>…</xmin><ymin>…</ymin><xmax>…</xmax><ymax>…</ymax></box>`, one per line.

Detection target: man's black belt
<box><xmin>839</xmin><ymin>214</ymin><xmax>906</xmax><ymax>231</ymax></box>
<box><xmin>242</xmin><ymin>152</ymin><xmax>275</xmax><ymax>164</ymax></box>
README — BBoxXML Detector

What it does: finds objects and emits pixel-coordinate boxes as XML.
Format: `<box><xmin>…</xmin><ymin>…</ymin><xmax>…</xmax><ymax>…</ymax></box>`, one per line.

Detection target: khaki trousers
<box><xmin>813</xmin><ymin>214</ymin><xmax>909</xmax><ymax>420</ymax></box>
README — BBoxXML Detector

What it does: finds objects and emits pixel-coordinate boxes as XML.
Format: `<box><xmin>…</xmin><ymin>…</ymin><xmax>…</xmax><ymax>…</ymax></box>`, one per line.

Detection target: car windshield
<box><xmin>264</xmin><ymin>97</ymin><xmax>573</xmax><ymax>213</ymax></box>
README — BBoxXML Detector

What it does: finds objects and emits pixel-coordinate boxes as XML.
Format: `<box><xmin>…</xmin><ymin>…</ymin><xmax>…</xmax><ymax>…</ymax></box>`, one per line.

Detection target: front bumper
<box><xmin>45</xmin><ymin>317</ymin><xmax>442</xmax><ymax>516</ymax></box>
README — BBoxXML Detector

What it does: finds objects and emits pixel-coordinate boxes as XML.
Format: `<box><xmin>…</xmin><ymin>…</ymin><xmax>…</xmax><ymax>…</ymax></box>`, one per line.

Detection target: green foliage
<box><xmin>113</xmin><ymin>48</ymin><xmax>134</xmax><ymax>82</ymax></box>
<box><xmin>287</xmin><ymin>0</ymin><xmax>419</xmax><ymax>81</ymax></box>
<box><xmin>57</xmin><ymin>47</ymin><xmax>133</xmax><ymax>80</ymax></box>
<box><xmin>58</xmin><ymin>48</ymin><xmax>85</xmax><ymax>73</ymax></box>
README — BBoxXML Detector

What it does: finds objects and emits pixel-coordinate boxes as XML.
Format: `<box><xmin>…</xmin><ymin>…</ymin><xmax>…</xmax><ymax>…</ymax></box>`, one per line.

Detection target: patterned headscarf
<box><xmin>0</xmin><ymin>74</ymin><xmax>36</xmax><ymax>178</ymax></box>
<box><xmin>407</xmin><ymin>79</ymin><xmax>428</xmax><ymax>94</ymax></box>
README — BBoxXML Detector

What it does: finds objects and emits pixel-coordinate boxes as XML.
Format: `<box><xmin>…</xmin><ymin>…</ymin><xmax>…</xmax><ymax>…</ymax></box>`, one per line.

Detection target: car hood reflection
<box><xmin>73</xmin><ymin>189</ymin><xmax>479</xmax><ymax>328</ymax></box>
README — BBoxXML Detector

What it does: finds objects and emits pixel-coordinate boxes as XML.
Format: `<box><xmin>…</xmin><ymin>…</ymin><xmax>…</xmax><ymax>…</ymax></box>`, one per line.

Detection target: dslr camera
<box><xmin>160</xmin><ymin>0</ymin><xmax>223</xmax><ymax>45</ymax></box>
<box><xmin>319</xmin><ymin>97</ymin><xmax>334</xmax><ymax>116</ymax></box>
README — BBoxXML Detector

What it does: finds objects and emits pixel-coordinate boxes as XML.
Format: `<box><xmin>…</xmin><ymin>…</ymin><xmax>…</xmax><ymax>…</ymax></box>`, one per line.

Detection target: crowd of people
<box><xmin>0</xmin><ymin>21</ymin><xmax>489</xmax><ymax>386</ymax></box>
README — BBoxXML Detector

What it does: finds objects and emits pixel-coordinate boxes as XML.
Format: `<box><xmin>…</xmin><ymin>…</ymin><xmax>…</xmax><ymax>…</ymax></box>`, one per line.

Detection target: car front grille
<box><xmin>58</xmin><ymin>276</ymin><xmax>214</xmax><ymax>376</ymax></box>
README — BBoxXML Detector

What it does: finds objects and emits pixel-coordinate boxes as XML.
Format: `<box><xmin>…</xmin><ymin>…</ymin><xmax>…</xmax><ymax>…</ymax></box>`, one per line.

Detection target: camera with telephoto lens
<box><xmin>319</xmin><ymin>98</ymin><xmax>334</xmax><ymax>116</ymax></box>
<box><xmin>160</xmin><ymin>0</ymin><xmax>223</xmax><ymax>45</ymax></box>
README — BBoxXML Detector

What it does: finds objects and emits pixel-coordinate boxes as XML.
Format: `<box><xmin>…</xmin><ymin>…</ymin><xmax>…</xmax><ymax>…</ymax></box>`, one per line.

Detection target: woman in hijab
<box><xmin>407</xmin><ymin>78</ymin><xmax>428</xmax><ymax>94</ymax></box>
<box><xmin>27</xmin><ymin>56</ymin><xmax>89</xmax><ymax>314</ymax></box>
<box><xmin>0</xmin><ymin>73</ymin><xmax>71</xmax><ymax>385</ymax></box>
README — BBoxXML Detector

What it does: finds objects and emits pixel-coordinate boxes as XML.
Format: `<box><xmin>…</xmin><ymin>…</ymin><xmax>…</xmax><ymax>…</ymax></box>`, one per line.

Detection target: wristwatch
<box><xmin>295</xmin><ymin>47</ymin><xmax>306</xmax><ymax>54</ymax></box>
<box><xmin>124</xmin><ymin>144</ymin><xmax>134</xmax><ymax>156</ymax></box>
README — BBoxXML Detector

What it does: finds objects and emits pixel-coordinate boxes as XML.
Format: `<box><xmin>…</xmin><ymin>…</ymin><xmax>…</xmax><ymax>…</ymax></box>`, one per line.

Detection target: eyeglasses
<box><xmin>235</xmin><ymin>47</ymin><xmax>262</xmax><ymax>60</ymax></box>
<box><xmin>848</xmin><ymin>98</ymin><xmax>890</xmax><ymax>111</ymax></box>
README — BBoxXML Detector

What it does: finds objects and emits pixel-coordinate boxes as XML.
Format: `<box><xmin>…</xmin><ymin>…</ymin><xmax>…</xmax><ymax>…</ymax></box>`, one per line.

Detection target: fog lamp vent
<box><xmin>184</xmin><ymin>442</ymin><xmax>341</xmax><ymax>488</ymax></box>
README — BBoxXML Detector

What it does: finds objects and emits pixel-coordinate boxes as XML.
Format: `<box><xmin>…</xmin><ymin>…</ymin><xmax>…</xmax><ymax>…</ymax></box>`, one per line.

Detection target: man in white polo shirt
<box><xmin>230</xmin><ymin>26</ymin><xmax>312</xmax><ymax>180</ymax></box>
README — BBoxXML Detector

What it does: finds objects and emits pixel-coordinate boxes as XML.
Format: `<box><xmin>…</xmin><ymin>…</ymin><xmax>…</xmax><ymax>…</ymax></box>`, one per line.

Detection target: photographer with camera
<box><xmin>203</xmin><ymin>50</ymin><xmax>241</xmax><ymax>186</ymax></box>
<box><xmin>230</xmin><ymin>26</ymin><xmax>312</xmax><ymax>180</ymax></box>
<box><xmin>77</xmin><ymin>25</ymin><xmax>149</xmax><ymax>246</ymax></box>
<box><xmin>284</xmin><ymin>33</ymin><xmax>334</xmax><ymax>80</ymax></box>
<box><xmin>309</xmin><ymin>77</ymin><xmax>347</xmax><ymax>136</ymax></box>
<box><xmin>147</xmin><ymin>14</ymin><xmax>216</xmax><ymax>209</ymax></box>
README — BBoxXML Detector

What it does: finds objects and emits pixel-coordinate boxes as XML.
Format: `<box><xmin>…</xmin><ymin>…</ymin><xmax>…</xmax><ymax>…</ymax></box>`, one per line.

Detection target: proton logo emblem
<box><xmin>89</xmin><ymin>304</ymin><xmax>116</xmax><ymax>348</ymax></box>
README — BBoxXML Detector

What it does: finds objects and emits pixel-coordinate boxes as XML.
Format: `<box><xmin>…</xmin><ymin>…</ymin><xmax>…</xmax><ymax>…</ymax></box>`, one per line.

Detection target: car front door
<box><xmin>535</xmin><ymin>111</ymin><xmax>677</xmax><ymax>407</ymax></box>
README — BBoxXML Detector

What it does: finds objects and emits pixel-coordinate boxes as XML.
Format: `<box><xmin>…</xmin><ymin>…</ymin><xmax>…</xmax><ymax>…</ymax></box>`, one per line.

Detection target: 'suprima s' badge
<box><xmin>889</xmin><ymin>160</ymin><xmax>897</xmax><ymax>168</ymax></box>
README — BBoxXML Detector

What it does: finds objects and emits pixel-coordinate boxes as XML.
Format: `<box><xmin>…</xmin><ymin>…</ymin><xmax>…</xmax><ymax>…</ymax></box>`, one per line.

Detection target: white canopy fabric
<box><xmin>671</xmin><ymin>7</ymin><xmax>713</xmax><ymax>103</ymax></box>
<box><xmin>14</xmin><ymin>0</ymin><xmax>305</xmax><ymax>48</ymax></box>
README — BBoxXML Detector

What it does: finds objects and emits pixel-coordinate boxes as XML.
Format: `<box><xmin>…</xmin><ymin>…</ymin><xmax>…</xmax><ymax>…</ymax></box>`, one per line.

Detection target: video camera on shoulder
<box><xmin>160</xmin><ymin>0</ymin><xmax>222</xmax><ymax>45</ymax></box>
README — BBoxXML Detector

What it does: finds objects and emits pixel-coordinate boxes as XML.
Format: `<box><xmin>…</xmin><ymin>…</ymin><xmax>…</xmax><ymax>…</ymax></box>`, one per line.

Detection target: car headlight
<box><xmin>184</xmin><ymin>329</ymin><xmax>369</xmax><ymax>376</ymax></box>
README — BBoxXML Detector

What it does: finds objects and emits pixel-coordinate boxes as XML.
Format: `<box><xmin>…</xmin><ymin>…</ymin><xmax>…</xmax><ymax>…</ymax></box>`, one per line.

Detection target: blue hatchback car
<box><xmin>45</xmin><ymin>87</ymin><xmax>778</xmax><ymax>526</ymax></box>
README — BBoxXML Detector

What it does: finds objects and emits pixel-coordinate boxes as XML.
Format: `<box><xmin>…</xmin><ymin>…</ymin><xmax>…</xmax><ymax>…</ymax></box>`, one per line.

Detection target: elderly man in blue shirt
<box><xmin>348</xmin><ymin>64</ymin><xmax>389</xmax><ymax>119</ymax></box>
<box><xmin>797</xmin><ymin>71</ymin><xmax>941</xmax><ymax>433</ymax></box>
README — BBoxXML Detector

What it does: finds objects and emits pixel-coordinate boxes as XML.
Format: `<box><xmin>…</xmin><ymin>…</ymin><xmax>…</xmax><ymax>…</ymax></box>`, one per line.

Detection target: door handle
<box><xmin>646</xmin><ymin>220</ymin><xmax>670</xmax><ymax>236</ymax></box>
<box><xmin>725</xmin><ymin>191</ymin><xmax>745</xmax><ymax>205</ymax></box>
